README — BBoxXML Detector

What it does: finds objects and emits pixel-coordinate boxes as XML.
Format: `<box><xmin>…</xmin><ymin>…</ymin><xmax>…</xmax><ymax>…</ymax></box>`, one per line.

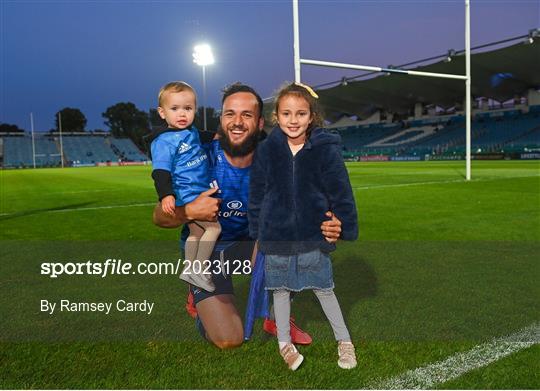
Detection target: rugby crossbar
<box><xmin>299</xmin><ymin>59</ymin><xmax>468</xmax><ymax>81</ymax></box>
<box><xmin>293</xmin><ymin>0</ymin><xmax>472</xmax><ymax>180</ymax></box>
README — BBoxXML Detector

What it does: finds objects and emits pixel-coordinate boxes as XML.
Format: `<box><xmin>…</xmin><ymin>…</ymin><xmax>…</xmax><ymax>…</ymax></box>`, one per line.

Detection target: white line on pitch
<box><xmin>48</xmin><ymin>189</ymin><xmax>119</xmax><ymax>195</ymax></box>
<box><xmin>47</xmin><ymin>202</ymin><xmax>156</xmax><ymax>213</ymax></box>
<box><xmin>372</xmin><ymin>322</ymin><xmax>540</xmax><ymax>390</ymax></box>
<box><xmin>1</xmin><ymin>174</ymin><xmax>538</xmax><ymax>217</ymax></box>
<box><xmin>354</xmin><ymin>179</ymin><xmax>463</xmax><ymax>190</ymax></box>
<box><xmin>2</xmin><ymin>189</ymin><xmax>120</xmax><ymax>198</ymax></box>
<box><xmin>0</xmin><ymin>202</ymin><xmax>155</xmax><ymax>217</ymax></box>
<box><xmin>353</xmin><ymin>174</ymin><xmax>540</xmax><ymax>190</ymax></box>
<box><xmin>44</xmin><ymin>187</ymin><xmax>150</xmax><ymax>195</ymax></box>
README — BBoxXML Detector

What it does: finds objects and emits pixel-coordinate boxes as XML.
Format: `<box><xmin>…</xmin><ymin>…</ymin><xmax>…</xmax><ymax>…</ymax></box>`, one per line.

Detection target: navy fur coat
<box><xmin>249</xmin><ymin>127</ymin><xmax>358</xmax><ymax>255</ymax></box>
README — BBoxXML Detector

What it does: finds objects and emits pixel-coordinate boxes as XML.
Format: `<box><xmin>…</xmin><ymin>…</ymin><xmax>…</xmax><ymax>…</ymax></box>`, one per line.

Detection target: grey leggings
<box><xmin>273</xmin><ymin>289</ymin><xmax>351</xmax><ymax>343</ymax></box>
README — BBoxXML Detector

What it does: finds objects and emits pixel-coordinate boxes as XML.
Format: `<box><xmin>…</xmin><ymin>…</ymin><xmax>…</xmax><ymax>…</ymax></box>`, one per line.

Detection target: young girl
<box><xmin>151</xmin><ymin>81</ymin><xmax>221</xmax><ymax>293</ymax></box>
<box><xmin>249</xmin><ymin>82</ymin><xmax>358</xmax><ymax>370</ymax></box>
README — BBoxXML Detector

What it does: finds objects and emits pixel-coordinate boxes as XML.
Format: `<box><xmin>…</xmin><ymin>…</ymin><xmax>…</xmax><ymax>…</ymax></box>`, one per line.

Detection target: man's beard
<box><xmin>217</xmin><ymin>125</ymin><xmax>260</xmax><ymax>157</ymax></box>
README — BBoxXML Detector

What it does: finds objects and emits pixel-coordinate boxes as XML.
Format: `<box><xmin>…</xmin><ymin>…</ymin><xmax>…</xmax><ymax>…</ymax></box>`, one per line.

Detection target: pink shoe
<box><xmin>338</xmin><ymin>341</ymin><xmax>357</xmax><ymax>369</ymax></box>
<box><xmin>280</xmin><ymin>343</ymin><xmax>304</xmax><ymax>371</ymax></box>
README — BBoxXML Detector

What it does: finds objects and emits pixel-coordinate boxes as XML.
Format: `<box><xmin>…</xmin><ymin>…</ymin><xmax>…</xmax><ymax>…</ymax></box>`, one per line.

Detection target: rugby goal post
<box><xmin>292</xmin><ymin>0</ymin><xmax>472</xmax><ymax>180</ymax></box>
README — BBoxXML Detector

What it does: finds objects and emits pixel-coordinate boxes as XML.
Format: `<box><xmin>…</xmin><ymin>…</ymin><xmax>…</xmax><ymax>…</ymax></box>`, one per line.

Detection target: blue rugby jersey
<box><xmin>151</xmin><ymin>127</ymin><xmax>210</xmax><ymax>206</ymax></box>
<box><xmin>181</xmin><ymin>139</ymin><xmax>250</xmax><ymax>249</ymax></box>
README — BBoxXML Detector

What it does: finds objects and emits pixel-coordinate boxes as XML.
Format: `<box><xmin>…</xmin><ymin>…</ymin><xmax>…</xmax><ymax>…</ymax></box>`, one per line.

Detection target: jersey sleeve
<box><xmin>151</xmin><ymin>137</ymin><xmax>176</xmax><ymax>172</ymax></box>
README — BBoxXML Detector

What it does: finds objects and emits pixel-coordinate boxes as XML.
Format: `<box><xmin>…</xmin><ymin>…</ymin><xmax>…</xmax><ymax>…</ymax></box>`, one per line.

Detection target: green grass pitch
<box><xmin>1</xmin><ymin>160</ymin><xmax>539</xmax><ymax>389</ymax></box>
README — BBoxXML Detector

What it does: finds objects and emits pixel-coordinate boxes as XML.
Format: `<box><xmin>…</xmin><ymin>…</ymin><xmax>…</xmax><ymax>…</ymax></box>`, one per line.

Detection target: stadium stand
<box><xmin>509</xmin><ymin>127</ymin><xmax>540</xmax><ymax>148</ymax></box>
<box><xmin>109</xmin><ymin>138</ymin><xmax>148</xmax><ymax>162</ymax></box>
<box><xmin>339</xmin><ymin>123</ymin><xmax>401</xmax><ymax>151</ymax></box>
<box><xmin>2</xmin><ymin>106</ymin><xmax>537</xmax><ymax>168</ymax></box>
<box><xmin>330</xmin><ymin>105</ymin><xmax>540</xmax><ymax>158</ymax></box>
<box><xmin>0</xmin><ymin>133</ymin><xmax>149</xmax><ymax>168</ymax></box>
<box><xmin>3</xmin><ymin>137</ymin><xmax>32</xmax><ymax>167</ymax></box>
<box><xmin>309</xmin><ymin>33</ymin><xmax>540</xmax><ymax>160</ymax></box>
<box><xmin>61</xmin><ymin>136</ymin><xmax>118</xmax><ymax>165</ymax></box>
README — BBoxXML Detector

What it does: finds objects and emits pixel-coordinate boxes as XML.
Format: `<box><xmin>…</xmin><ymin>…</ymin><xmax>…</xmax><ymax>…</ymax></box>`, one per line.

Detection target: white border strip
<box><xmin>374</xmin><ymin>322</ymin><xmax>540</xmax><ymax>389</ymax></box>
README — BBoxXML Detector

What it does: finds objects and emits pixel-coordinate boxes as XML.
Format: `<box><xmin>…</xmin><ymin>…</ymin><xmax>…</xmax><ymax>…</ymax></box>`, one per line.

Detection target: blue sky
<box><xmin>2</xmin><ymin>0</ymin><xmax>539</xmax><ymax>131</ymax></box>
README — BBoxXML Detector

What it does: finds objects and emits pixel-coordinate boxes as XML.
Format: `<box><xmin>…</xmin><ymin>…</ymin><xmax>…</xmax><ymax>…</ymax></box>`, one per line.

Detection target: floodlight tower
<box><xmin>193</xmin><ymin>44</ymin><xmax>215</xmax><ymax>131</ymax></box>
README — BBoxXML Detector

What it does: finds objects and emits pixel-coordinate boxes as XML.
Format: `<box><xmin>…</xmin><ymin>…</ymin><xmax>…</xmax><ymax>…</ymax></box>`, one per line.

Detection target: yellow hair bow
<box><xmin>294</xmin><ymin>82</ymin><xmax>319</xmax><ymax>99</ymax></box>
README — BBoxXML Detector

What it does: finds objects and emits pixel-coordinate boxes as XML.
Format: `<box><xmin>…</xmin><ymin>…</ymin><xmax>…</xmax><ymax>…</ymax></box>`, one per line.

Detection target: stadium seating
<box><xmin>2</xmin><ymin>136</ymin><xmax>61</xmax><ymax>167</ymax></box>
<box><xmin>3</xmin><ymin>137</ymin><xmax>32</xmax><ymax>167</ymax></box>
<box><xmin>509</xmin><ymin>127</ymin><xmax>540</xmax><ymax>148</ymax></box>
<box><xmin>2</xmin><ymin>106</ymin><xmax>538</xmax><ymax>168</ymax></box>
<box><xmin>1</xmin><ymin>134</ymin><xmax>149</xmax><ymax>168</ymax></box>
<box><xmin>338</xmin><ymin>123</ymin><xmax>401</xmax><ymax>152</ymax></box>
<box><xmin>61</xmin><ymin>136</ymin><xmax>118</xmax><ymax>164</ymax></box>
<box><xmin>333</xmin><ymin>106</ymin><xmax>540</xmax><ymax>157</ymax></box>
<box><xmin>109</xmin><ymin>138</ymin><xmax>147</xmax><ymax>162</ymax></box>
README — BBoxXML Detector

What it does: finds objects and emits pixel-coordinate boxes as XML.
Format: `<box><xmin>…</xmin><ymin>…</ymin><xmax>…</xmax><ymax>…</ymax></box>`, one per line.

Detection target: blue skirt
<box><xmin>265</xmin><ymin>249</ymin><xmax>334</xmax><ymax>291</ymax></box>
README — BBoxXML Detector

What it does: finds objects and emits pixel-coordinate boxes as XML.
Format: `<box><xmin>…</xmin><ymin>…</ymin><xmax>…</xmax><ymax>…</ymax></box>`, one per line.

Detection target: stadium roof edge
<box><xmin>267</xmin><ymin>32</ymin><xmax>540</xmax><ymax>122</ymax></box>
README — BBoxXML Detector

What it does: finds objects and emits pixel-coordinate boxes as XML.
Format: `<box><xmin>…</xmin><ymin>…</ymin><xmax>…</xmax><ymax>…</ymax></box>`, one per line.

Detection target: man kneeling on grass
<box><xmin>153</xmin><ymin>83</ymin><xmax>342</xmax><ymax>349</ymax></box>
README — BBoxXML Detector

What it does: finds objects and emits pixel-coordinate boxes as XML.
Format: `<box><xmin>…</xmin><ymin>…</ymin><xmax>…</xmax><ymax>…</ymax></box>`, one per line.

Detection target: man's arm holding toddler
<box><xmin>153</xmin><ymin>187</ymin><xmax>221</xmax><ymax>228</ymax></box>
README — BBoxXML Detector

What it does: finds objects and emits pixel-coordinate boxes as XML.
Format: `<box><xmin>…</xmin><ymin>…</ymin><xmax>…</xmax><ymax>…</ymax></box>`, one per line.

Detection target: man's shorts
<box><xmin>185</xmin><ymin>240</ymin><xmax>255</xmax><ymax>305</ymax></box>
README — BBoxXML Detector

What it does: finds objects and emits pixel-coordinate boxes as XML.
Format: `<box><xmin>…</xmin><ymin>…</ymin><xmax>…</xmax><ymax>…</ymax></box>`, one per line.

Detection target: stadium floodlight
<box><xmin>193</xmin><ymin>44</ymin><xmax>214</xmax><ymax>66</ymax></box>
<box><xmin>193</xmin><ymin>44</ymin><xmax>215</xmax><ymax>131</ymax></box>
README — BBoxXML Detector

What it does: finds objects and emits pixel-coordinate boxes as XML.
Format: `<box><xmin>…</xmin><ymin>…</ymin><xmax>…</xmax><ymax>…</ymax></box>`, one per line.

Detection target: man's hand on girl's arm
<box><xmin>321</xmin><ymin>211</ymin><xmax>342</xmax><ymax>243</ymax></box>
<box><xmin>153</xmin><ymin>187</ymin><xmax>221</xmax><ymax>228</ymax></box>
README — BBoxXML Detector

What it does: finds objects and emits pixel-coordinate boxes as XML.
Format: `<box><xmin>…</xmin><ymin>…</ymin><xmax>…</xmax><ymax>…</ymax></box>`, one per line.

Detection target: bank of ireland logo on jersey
<box><xmin>226</xmin><ymin>200</ymin><xmax>242</xmax><ymax>210</ymax></box>
<box><xmin>221</xmin><ymin>200</ymin><xmax>246</xmax><ymax>218</ymax></box>
<box><xmin>178</xmin><ymin>142</ymin><xmax>190</xmax><ymax>154</ymax></box>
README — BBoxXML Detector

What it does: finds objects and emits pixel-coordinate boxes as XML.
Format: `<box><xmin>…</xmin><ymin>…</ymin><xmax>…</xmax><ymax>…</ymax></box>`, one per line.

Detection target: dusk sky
<box><xmin>2</xmin><ymin>0</ymin><xmax>539</xmax><ymax>131</ymax></box>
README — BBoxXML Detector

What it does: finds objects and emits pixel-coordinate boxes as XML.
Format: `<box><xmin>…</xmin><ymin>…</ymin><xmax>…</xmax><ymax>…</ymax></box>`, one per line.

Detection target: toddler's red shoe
<box><xmin>263</xmin><ymin>317</ymin><xmax>313</xmax><ymax>345</ymax></box>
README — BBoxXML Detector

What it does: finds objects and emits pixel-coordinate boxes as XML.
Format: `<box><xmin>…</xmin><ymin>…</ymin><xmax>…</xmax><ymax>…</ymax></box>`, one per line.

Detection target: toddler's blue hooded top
<box><xmin>248</xmin><ymin>127</ymin><xmax>358</xmax><ymax>255</ymax></box>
